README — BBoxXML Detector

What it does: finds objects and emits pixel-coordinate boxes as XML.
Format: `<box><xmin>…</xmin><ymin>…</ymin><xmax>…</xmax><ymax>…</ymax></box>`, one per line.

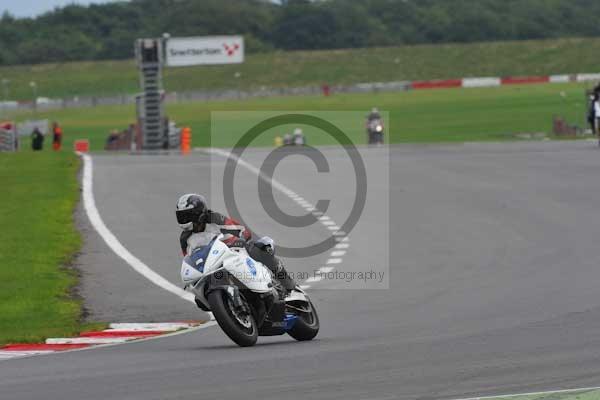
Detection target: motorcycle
<box><xmin>367</xmin><ymin>118</ymin><xmax>384</xmax><ymax>145</ymax></box>
<box><xmin>181</xmin><ymin>234</ymin><xmax>319</xmax><ymax>347</ymax></box>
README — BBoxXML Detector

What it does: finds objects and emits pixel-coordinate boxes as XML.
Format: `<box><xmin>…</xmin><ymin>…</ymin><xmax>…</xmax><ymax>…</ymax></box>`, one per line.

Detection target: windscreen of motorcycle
<box><xmin>181</xmin><ymin>237</ymin><xmax>232</xmax><ymax>284</ymax></box>
<box><xmin>181</xmin><ymin>236</ymin><xmax>218</xmax><ymax>283</ymax></box>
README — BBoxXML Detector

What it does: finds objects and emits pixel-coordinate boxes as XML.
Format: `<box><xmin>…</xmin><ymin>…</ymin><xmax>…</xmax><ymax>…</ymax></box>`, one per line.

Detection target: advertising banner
<box><xmin>165</xmin><ymin>36</ymin><xmax>244</xmax><ymax>67</ymax></box>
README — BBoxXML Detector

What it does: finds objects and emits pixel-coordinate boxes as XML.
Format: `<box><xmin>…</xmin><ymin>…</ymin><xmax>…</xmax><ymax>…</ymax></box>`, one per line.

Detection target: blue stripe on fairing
<box><xmin>284</xmin><ymin>314</ymin><xmax>298</xmax><ymax>331</ymax></box>
<box><xmin>188</xmin><ymin>237</ymin><xmax>218</xmax><ymax>273</ymax></box>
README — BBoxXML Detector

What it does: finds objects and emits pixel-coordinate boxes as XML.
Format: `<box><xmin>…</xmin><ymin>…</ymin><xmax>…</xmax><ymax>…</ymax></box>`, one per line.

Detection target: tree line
<box><xmin>1</xmin><ymin>0</ymin><xmax>600</xmax><ymax>65</ymax></box>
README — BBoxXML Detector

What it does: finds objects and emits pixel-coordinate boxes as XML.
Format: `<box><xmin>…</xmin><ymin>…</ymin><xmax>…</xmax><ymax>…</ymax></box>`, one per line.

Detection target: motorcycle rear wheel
<box><xmin>208</xmin><ymin>290</ymin><xmax>258</xmax><ymax>347</ymax></box>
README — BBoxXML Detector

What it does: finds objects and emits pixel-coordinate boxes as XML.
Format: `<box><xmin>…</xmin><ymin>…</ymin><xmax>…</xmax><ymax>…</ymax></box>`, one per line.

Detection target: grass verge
<box><xmin>0</xmin><ymin>152</ymin><xmax>105</xmax><ymax>345</ymax></box>
<box><xmin>8</xmin><ymin>81</ymin><xmax>593</xmax><ymax>151</ymax></box>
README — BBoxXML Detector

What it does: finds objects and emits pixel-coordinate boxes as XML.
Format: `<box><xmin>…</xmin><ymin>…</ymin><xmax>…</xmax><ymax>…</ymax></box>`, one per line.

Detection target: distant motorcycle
<box><xmin>181</xmin><ymin>234</ymin><xmax>319</xmax><ymax>347</ymax></box>
<box><xmin>367</xmin><ymin>118</ymin><xmax>384</xmax><ymax>145</ymax></box>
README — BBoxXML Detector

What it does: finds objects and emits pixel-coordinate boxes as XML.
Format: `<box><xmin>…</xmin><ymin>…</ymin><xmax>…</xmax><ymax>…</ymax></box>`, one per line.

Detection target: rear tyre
<box><xmin>288</xmin><ymin>299</ymin><xmax>320</xmax><ymax>341</ymax></box>
<box><xmin>208</xmin><ymin>290</ymin><xmax>258</xmax><ymax>347</ymax></box>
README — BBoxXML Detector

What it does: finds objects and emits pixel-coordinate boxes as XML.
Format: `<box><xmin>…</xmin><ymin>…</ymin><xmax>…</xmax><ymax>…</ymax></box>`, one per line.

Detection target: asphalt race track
<box><xmin>3</xmin><ymin>141</ymin><xmax>600</xmax><ymax>400</ymax></box>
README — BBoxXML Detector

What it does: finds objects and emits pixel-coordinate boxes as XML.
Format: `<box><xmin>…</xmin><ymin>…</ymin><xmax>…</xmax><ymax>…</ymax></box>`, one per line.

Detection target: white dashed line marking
<box><xmin>330</xmin><ymin>250</ymin><xmax>346</xmax><ymax>257</ymax></box>
<box><xmin>326</xmin><ymin>258</ymin><xmax>343</xmax><ymax>264</ymax></box>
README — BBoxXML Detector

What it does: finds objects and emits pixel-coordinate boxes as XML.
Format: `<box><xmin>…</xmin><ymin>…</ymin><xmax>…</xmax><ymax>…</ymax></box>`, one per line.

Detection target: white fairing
<box><xmin>180</xmin><ymin>238</ymin><xmax>228</xmax><ymax>284</ymax></box>
<box><xmin>369</xmin><ymin>119</ymin><xmax>383</xmax><ymax>132</ymax></box>
<box><xmin>222</xmin><ymin>250</ymin><xmax>273</xmax><ymax>292</ymax></box>
<box><xmin>180</xmin><ymin>236</ymin><xmax>273</xmax><ymax>294</ymax></box>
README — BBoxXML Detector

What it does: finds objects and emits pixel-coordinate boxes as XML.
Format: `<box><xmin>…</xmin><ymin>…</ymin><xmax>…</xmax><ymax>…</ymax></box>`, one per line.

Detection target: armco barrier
<box><xmin>576</xmin><ymin>73</ymin><xmax>600</xmax><ymax>82</ymax></box>
<box><xmin>351</xmin><ymin>81</ymin><xmax>411</xmax><ymax>93</ymax></box>
<box><xmin>462</xmin><ymin>77</ymin><xmax>502</xmax><ymax>88</ymax></box>
<box><xmin>412</xmin><ymin>79</ymin><xmax>463</xmax><ymax>90</ymax></box>
<box><xmin>501</xmin><ymin>76</ymin><xmax>550</xmax><ymax>85</ymax></box>
<box><xmin>549</xmin><ymin>74</ymin><xmax>571</xmax><ymax>83</ymax></box>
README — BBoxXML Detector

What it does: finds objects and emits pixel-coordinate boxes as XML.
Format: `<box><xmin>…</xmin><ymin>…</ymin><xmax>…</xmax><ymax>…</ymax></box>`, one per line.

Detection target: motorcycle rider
<box><xmin>366</xmin><ymin>107</ymin><xmax>384</xmax><ymax>132</ymax></box>
<box><xmin>175</xmin><ymin>193</ymin><xmax>297</xmax><ymax>297</ymax></box>
<box><xmin>292</xmin><ymin>128</ymin><xmax>306</xmax><ymax>146</ymax></box>
<box><xmin>366</xmin><ymin>107</ymin><xmax>384</xmax><ymax>144</ymax></box>
<box><xmin>366</xmin><ymin>107</ymin><xmax>381</xmax><ymax>122</ymax></box>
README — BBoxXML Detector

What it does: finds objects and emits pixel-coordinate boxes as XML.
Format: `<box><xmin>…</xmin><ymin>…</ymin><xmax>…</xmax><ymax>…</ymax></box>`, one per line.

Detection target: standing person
<box><xmin>105</xmin><ymin>129</ymin><xmax>120</xmax><ymax>150</ymax></box>
<box><xmin>52</xmin><ymin>122</ymin><xmax>62</xmax><ymax>151</ymax></box>
<box><xmin>31</xmin><ymin>127</ymin><xmax>44</xmax><ymax>151</ymax></box>
<box><xmin>595</xmin><ymin>94</ymin><xmax>600</xmax><ymax>139</ymax></box>
<box><xmin>591</xmin><ymin>83</ymin><xmax>600</xmax><ymax>136</ymax></box>
<box><xmin>587</xmin><ymin>95</ymin><xmax>597</xmax><ymax>134</ymax></box>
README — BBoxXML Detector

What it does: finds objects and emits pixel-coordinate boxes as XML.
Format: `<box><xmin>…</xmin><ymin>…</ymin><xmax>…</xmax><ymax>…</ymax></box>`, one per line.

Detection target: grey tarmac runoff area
<box><xmin>2</xmin><ymin>141</ymin><xmax>600</xmax><ymax>400</ymax></box>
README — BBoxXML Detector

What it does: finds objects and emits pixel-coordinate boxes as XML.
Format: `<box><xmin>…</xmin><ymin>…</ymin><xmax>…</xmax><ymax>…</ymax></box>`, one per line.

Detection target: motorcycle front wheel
<box><xmin>208</xmin><ymin>290</ymin><xmax>258</xmax><ymax>347</ymax></box>
<box><xmin>288</xmin><ymin>299</ymin><xmax>320</xmax><ymax>341</ymax></box>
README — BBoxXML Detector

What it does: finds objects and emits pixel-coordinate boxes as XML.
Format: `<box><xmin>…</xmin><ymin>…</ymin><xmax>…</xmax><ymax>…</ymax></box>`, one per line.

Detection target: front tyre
<box><xmin>208</xmin><ymin>290</ymin><xmax>258</xmax><ymax>347</ymax></box>
<box><xmin>288</xmin><ymin>299</ymin><xmax>320</xmax><ymax>341</ymax></box>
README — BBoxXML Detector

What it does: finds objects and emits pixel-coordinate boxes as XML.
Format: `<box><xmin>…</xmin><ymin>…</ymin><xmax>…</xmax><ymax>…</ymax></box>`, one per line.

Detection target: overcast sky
<box><xmin>0</xmin><ymin>0</ymin><xmax>120</xmax><ymax>18</ymax></box>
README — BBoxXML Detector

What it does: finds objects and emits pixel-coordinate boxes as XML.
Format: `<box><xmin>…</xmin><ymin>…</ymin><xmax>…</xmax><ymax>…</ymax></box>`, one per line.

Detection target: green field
<box><xmin>490</xmin><ymin>388</ymin><xmax>600</xmax><ymax>399</ymax></box>
<box><xmin>1</xmin><ymin>37</ymin><xmax>600</xmax><ymax>100</ymax></box>
<box><xmin>0</xmin><ymin>152</ymin><xmax>104</xmax><ymax>345</ymax></box>
<box><xmin>8</xmin><ymin>81</ymin><xmax>592</xmax><ymax>151</ymax></box>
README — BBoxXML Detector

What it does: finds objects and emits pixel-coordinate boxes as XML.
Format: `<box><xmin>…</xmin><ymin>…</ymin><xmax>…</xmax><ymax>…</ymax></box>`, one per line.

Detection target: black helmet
<box><xmin>175</xmin><ymin>194</ymin><xmax>207</xmax><ymax>231</ymax></box>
